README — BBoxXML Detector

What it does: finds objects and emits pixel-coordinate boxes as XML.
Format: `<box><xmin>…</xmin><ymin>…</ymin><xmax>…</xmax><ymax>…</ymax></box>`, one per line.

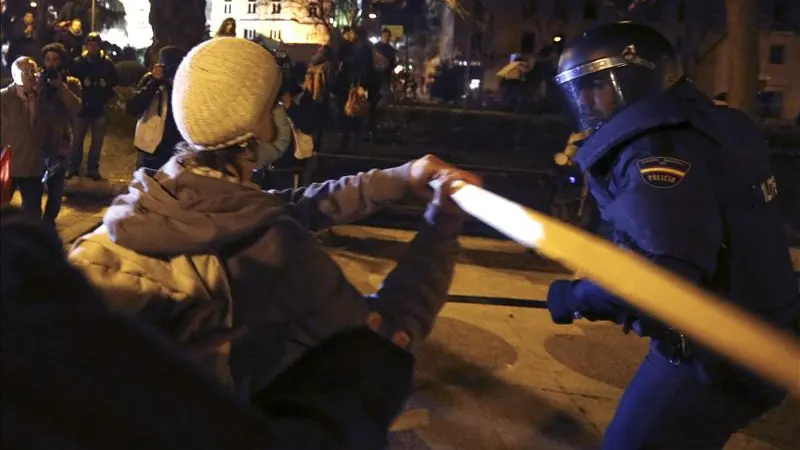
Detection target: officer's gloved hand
<box><xmin>546</xmin><ymin>279</ymin><xmax>631</xmax><ymax>325</ymax></box>
<box><xmin>546</xmin><ymin>279</ymin><xmax>582</xmax><ymax>324</ymax></box>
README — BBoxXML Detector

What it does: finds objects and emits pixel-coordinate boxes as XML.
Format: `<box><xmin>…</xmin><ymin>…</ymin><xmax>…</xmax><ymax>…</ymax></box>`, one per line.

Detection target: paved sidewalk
<box><xmin>329</xmin><ymin>226</ymin><xmax>798</xmax><ymax>450</ymax></box>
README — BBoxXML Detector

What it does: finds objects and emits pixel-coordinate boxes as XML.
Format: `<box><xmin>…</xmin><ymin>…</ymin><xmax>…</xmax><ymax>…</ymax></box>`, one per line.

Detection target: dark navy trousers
<box><xmin>603</xmin><ymin>341</ymin><xmax>787</xmax><ymax>450</ymax></box>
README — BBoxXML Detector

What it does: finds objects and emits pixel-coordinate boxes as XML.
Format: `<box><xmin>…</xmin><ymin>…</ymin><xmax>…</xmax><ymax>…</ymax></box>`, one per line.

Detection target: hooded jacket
<box><xmin>2</xmin><ymin>207</ymin><xmax>415</xmax><ymax>449</ymax></box>
<box><xmin>70</xmin><ymin>158</ymin><xmax>462</xmax><ymax>397</ymax></box>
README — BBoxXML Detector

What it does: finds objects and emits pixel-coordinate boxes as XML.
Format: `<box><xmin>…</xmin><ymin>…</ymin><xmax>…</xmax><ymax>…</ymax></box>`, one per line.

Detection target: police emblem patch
<box><xmin>637</xmin><ymin>157</ymin><xmax>691</xmax><ymax>188</ymax></box>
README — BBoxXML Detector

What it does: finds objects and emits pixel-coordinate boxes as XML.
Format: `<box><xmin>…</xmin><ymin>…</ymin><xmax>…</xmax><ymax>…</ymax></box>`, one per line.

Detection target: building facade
<box><xmin>430</xmin><ymin>0</ymin><xmax>799</xmax><ymax>120</ymax></box>
<box><xmin>695</xmin><ymin>30</ymin><xmax>800</xmax><ymax>120</ymax></box>
<box><xmin>208</xmin><ymin>0</ymin><xmax>329</xmax><ymax>44</ymax></box>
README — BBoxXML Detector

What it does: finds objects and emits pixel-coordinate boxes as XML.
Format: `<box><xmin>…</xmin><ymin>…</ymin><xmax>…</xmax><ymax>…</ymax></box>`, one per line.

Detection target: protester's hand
<box><xmin>408</xmin><ymin>154</ymin><xmax>482</xmax><ymax>213</ymax></box>
<box><xmin>152</xmin><ymin>63</ymin><xmax>164</xmax><ymax>80</ymax></box>
<box><xmin>365</xmin><ymin>312</ymin><xmax>411</xmax><ymax>349</ymax></box>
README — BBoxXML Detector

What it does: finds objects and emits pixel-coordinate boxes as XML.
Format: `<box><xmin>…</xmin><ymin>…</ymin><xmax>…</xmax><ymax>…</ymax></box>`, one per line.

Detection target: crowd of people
<box><xmin>0</xmin><ymin>9</ymin><xmax>406</xmax><ymax>227</ymax></box>
<box><xmin>1</xmin><ymin>11</ymin><xmax>798</xmax><ymax>450</ymax></box>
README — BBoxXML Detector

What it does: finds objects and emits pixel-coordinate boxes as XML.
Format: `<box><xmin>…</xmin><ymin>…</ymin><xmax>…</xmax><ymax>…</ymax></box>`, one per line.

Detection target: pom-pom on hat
<box><xmin>171</xmin><ymin>37</ymin><xmax>282</xmax><ymax>152</ymax></box>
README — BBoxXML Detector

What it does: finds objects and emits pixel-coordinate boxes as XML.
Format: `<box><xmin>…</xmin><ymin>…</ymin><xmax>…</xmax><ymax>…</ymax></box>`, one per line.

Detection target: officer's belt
<box><xmin>654</xmin><ymin>316</ymin><xmax>800</xmax><ymax>364</ymax></box>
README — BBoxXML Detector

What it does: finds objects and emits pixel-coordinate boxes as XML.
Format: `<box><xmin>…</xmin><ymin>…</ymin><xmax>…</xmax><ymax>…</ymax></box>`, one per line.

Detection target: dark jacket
<box><xmin>38</xmin><ymin>75</ymin><xmax>83</xmax><ymax>159</ymax></box>
<box><xmin>126</xmin><ymin>72</ymin><xmax>181</xmax><ymax>167</ymax></box>
<box><xmin>87</xmin><ymin>159</ymin><xmax>460</xmax><ymax>397</ymax></box>
<box><xmin>1</xmin><ymin>208</ymin><xmax>414</xmax><ymax>450</ymax></box>
<box><xmin>374</xmin><ymin>42</ymin><xmax>397</xmax><ymax>74</ymax></box>
<box><xmin>71</xmin><ymin>50</ymin><xmax>118</xmax><ymax>118</ymax></box>
<box><xmin>547</xmin><ymin>81</ymin><xmax>799</xmax><ymax>332</ymax></box>
<box><xmin>337</xmin><ymin>40</ymin><xmax>374</xmax><ymax>90</ymax></box>
<box><xmin>53</xmin><ymin>25</ymin><xmax>85</xmax><ymax>62</ymax></box>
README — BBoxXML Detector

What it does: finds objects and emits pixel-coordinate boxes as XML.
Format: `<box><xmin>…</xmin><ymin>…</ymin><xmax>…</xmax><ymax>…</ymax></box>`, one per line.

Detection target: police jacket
<box><xmin>547</xmin><ymin>81</ymin><xmax>799</xmax><ymax>333</ymax></box>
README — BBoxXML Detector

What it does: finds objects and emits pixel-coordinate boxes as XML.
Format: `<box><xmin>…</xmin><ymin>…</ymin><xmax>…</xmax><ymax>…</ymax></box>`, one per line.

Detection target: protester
<box><xmin>69</xmin><ymin>38</ymin><xmax>482</xmax><ymax>400</ymax></box>
<box><xmin>1</xmin><ymin>204</ymin><xmax>419</xmax><ymax>449</ymax></box>
<box><xmin>126</xmin><ymin>46</ymin><xmax>186</xmax><ymax>171</ymax></box>
<box><xmin>68</xmin><ymin>32</ymin><xmax>118</xmax><ymax>180</ymax></box>
<box><xmin>0</xmin><ymin>55</ymin><xmax>80</xmax><ymax>224</ymax></box>
<box><xmin>38</xmin><ymin>42</ymin><xmax>82</xmax><ymax>225</ymax></box>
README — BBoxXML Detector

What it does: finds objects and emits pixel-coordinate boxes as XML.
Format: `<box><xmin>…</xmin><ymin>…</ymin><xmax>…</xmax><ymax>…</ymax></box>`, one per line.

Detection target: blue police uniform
<box><xmin>546</xmin><ymin>80</ymin><xmax>799</xmax><ymax>449</ymax></box>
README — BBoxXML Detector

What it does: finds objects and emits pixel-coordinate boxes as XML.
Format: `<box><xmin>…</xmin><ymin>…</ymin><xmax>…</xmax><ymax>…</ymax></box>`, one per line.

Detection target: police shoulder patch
<box><xmin>636</xmin><ymin>156</ymin><xmax>691</xmax><ymax>188</ymax></box>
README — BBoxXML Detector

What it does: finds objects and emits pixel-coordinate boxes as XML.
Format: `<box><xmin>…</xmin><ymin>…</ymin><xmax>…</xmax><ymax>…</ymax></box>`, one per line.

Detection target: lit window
<box><xmin>248</xmin><ymin>1</ymin><xmax>256</xmax><ymax>15</ymax></box>
<box><xmin>272</xmin><ymin>2</ymin><xmax>282</xmax><ymax>14</ymax></box>
<box><xmin>223</xmin><ymin>4</ymin><xmax>231</xmax><ymax>14</ymax></box>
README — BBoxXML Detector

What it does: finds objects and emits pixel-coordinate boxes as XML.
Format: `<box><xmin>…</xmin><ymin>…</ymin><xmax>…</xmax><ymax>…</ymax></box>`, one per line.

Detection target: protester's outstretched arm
<box><xmin>270</xmin><ymin>162</ymin><xmax>412</xmax><ymax>231</ymax></box>
<box><xmin>272</xmin><ymin>155</ymin><xmax>469</xmax><ymax>232</ymax></box>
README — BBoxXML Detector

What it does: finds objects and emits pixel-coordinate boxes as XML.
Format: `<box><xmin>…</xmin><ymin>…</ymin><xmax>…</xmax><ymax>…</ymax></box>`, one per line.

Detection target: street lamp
<box><xmin>30</xmin><ymin>1</ymin><xmax>38</xmax><ymax>7</ymax></box>
<box><xmin>553</xmin><ymin>34</ymin><xmax>565</xmax><ymax>52</ymax></box>
<box><xmin>368</xmin><ymin>13</ymin><xmax>377</xmax><ymax>19</ymax></box>
<box><xmin>91</xmin><ymin>0</ymin><xmax>96</xmax><ymax>32</ymax></box>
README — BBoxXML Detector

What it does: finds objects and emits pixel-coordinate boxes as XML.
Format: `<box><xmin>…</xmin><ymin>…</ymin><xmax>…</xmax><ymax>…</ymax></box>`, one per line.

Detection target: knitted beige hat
<box><xmin>171</xmin><ymin>37</ymin><xmax>282</xmax><ymax>151</ymax></box>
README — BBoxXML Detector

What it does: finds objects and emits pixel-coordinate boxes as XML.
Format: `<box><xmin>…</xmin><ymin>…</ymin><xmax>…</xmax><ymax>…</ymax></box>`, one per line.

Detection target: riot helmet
<box><xmin>554</xmin><ymin>22</ymin><xmax>684</xmax><ymax>132</ymax></box>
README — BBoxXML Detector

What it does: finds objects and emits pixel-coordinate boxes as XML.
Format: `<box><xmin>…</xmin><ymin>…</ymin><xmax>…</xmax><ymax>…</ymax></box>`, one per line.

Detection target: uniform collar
<box><xmin>574</xmin><ymin>83</ymin><xmax>707</xmax><ymax>171</ymax></box>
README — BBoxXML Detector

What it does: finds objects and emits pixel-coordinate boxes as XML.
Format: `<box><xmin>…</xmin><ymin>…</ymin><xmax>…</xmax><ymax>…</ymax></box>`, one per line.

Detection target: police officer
<box><xmin>545</xmin><ymin>22</ymin><xmax>799</xmax><ymax>449</ymax></box>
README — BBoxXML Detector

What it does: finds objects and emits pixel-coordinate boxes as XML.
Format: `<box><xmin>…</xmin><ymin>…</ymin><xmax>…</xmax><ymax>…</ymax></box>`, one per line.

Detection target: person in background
<box><xmin>336</xmin><ymin>26</ymin><xmax>373</xmax><ymax>153</ymax></box>
<box><xmin>7</xmin><ymin>11</ymin><xmax>39</xmax><ymax>64</ymax></box>
<box><xmin>372</xmin><ymin>27</ymin><xmax>396</xmax><ymax>138</ymax></box>
<box><xmin>38</xmin><ymin>42</ymin><xmax>82</xmax><ymax>226</ymax></box>
<box><xmin>0</xmin><ymin>55</ymin><xmax>80</xmax><ymax>223</ymax></box>
<box><xmin>1</xmin><ymin>204</ymin><xmax>417</xmax><ymax>449</ymax></box>
<box><xmin>53</xmin><ymin>18</ymin><xmax>84</xmax><ymax>63</ymax></box>
<box><xmin>302</xmin><ymin>43</ymin><xmax>335</xmax><ymax>154</ymax></box>
<box><xmin>126</xmin><ymin>46</ymin><xmax>186</xmax><ymax>171</ymax></box>
<box><xmin>0</xmin><ymin>57</ymin><xmax>41</xmax><ymax>216</ymax></box>
<box><xmin>68</xmin><ymin>32</ymin><xmax>118</xmax><ymax>180</ymax></box>
<box><xmin>215</xmin><ymin>17</ymin><xmax>236</xmax><ymax>38</ymax></box>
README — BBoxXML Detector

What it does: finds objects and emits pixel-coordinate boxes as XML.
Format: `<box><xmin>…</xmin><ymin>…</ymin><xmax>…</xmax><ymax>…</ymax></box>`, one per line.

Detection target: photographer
<box><xmin>126</xmin><ymin>46</ymin><xmax>186</xmax><ymax>171</ymax></box>
<box><xmin>38</xmin><ymin>42</ymin><xmax>81</xmax><ymax>226</ymax></box>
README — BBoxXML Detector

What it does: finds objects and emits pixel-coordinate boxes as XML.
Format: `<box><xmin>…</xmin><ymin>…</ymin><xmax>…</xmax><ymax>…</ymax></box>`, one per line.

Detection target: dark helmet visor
<box><xmin>558</xmin><ymin>69</ymin><xmax>629</xmax><ymax>132</ymax></box>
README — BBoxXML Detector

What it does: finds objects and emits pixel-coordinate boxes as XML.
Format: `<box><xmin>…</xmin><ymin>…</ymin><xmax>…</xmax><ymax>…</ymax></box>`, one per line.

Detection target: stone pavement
<box><xmin>328</xmin><ymin>226</ymin><xmax>799</xmax><ymax>450</ymax></box>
